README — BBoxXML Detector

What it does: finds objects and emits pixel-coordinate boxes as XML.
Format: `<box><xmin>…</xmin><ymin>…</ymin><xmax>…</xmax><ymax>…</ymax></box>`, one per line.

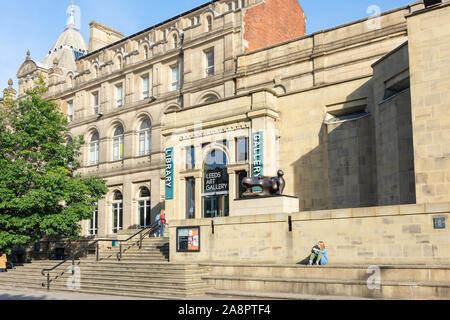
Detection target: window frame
<box><xmin>186</xmin><ymin>177</ymin><xmax>196</xmax><ymax>219</ymax></box>
<box><xmin>67</xmin><ymin>100</ymin><xmax>74</xmax><ymax>123</ymax></box>
<box><xmin>112</xmin><ymin>191</ymin><xmax>123</xmax><ymax>234</ymax></box>
<box><xmin>235</xmin><ymin>136</ymin><xmax>249</xmax><ymax>164</ymax></box>
<box><xmin>112</xmin><ymin>126</ymin><xmax>125</xmax><ymax>161</ymax></box>
<box><xmin>171</xmin><ymin>64</ymin><xmax>180</xmax><ymax>91</ymax></box>
<box><xmin>142</xmin><ymin>75</ymin><xmax>150</xmax><ymax>100</ymax></box>
<box><xmin>115</xmin><ymin>83</ymin><xmax>123</xmax><ymax>108</ymax></box>
<box><xmin>88</xmin><ymin>132</ymin><xmax>100</xmax><ymax>166</ymax></box>
<box><xmin>138</xmin><ymin>119</ymin><xmax>152</xmax><ymax>157</ymax></box>
<box><xmin>92</xmin><ymin>91</ymin><xmax>99</xmax><ymax>115</ymax></box>
<box><xmin>205</xmin><ymin>49</ymin><xmax>215</xmax><ymax>78</ymax></box>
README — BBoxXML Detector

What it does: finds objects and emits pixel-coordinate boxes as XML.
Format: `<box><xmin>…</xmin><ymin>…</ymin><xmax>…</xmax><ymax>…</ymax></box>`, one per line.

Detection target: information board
<box><xmin>177</xmin><ymin>226</ymin><xmax>201</xmax><ymax>252</ymax></box>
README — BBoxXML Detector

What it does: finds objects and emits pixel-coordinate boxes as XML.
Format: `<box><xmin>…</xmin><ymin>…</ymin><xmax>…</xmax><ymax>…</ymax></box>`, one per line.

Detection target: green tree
<box><xmin>0</xmin><ymin>77</ymin><xmax>108</xmax><ymax>254</ymax></box>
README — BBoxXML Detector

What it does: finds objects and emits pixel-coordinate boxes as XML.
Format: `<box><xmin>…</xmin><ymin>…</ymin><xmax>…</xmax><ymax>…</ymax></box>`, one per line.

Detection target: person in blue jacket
<box><xmin>308</xmin><ymin>241</ymin><xmax>328</xmax><ymax>266</ymax></box>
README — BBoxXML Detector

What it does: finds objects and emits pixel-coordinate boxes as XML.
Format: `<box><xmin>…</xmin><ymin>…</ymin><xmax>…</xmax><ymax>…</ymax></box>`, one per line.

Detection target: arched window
<box><xmin>206</xmin><ymin>16</ymin><xmax>213</xmax><ymax>32</ymax></box>
<box><xmin>112</xmin><ymin>191</ymin><xmax>123</xmax><ymax>234</ymax></box>
<box><xmin>138</xmin><ymin>187</ymin><xmax>151</xmax><ymax>228</ymax></box>
<box><xmin>89</xmin><ymin>131</ymin><xmax>100</xmax><ymax>165</ymax></box>
<box><xmin>93</xmin><ymin>65</ymin><xmax>98</xmax><ymax>78</ymax></box>
<box><xmin>203</xmin><ymin>148</ymin><xmax>229</xmax><ymax>218</ymax></box>
<box><xmin>172</xmin><ymin>34</ymin><xmax>178</xmax><ymax>49</ymax></box>
<box><xmin>66</xmin><ymin>136</ymin><xmax>73</xmax><ymax>145</ymax></box>
<box><xmin>67</xmin><ymin>75</ymin><xmax>73</xmax><ymax>88</ymax></box>
<box><xmin>116</xmin><ymin>56</ymin><xmax>122</xmax><ymax>70</ymax></box>
<box><xmin>143</xmin><ymin>45</ymin><xmax>149</xmax><ymax>60</ymax></box>
<box><xmin>202</xmin><ymin>94</ymin><xmax>219</xmax><ymax>104</ymax></box>
<box><xmin>138</xmin><ymin>119</ymin><xmax>152</xmax><ymax>156</ymax></box>
<box><xmin>112</xmin><ymin>126</ymin><xmax>124</xmax><ymax>161</ymax></box>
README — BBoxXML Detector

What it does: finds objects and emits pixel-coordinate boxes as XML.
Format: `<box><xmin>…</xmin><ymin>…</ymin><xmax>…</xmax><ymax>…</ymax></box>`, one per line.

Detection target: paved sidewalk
<box><xmin>0</xmin><ymin>289</ymin><xmax>147</xmax><ymax>300</ymax></box>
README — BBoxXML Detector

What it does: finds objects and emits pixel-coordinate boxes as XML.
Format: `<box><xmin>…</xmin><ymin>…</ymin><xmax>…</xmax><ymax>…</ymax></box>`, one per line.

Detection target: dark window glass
<box><xmin>186</xmin><ymin>178</ymin><xmax>195</xmax><ymax>219</ymax></box>
<box><xmin>237</xmin><ymin>171</ymin><xmax>248</xmax><ymax>199</ymax></box>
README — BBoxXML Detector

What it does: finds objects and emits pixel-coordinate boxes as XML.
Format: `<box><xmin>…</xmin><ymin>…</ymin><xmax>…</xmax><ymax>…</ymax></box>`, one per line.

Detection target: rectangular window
<box><xmin>92</xmin><ymin>92</ymin><xmax>99</xmax><ymax>115</ymax></box>
<box><xmin>89</xmin><ymin>142</ymin><xmax>99</xmax><ymax>165</ymax></box>
<box><xmin>205</xmin><ymin>50</ymin><xmax>214</xmax><ymax>77</ymax></box>
<box><xmin>67</xmin><ymin>101</ymin><xmax>74</xmax><ymax>123</ymax></box>
<box><xmin>171</xmin><ymin>65</ymin><xmax>180</xmax><ymax>91</ymax></box>
<box><xmin>236</xmin><ymin>137</ymin><xmax>248</xmax><ymax>163</ymax></box>
<box><xmin>116</xmin><ymin>84</ymin><xmax>123</xmax><ymax>107</ymax></box>
<box><xmin>113</xmin><ymin>136</ymin><xmax>124</xmax><ymax>161</ymax></box>
<box><xmin>186</xmin><ymin>178</ymin><xmax>195</xmax><ymax>219</ymax></box>
<box><xmin>186</xmin><ymin>146</ymin><xmax>195</xmax><ymax>170</ymax></box>
<box><xmin>142</xmin><ymin>76</ymin><xmax>150</xmax><ymax>99</ymax></box>
<box><xmin>89</xmin><ymin>206</ymin><xmax>98</xmax><ymax>235</ymax></box>
<box><xmin>237</xmin><ymin>171</ymin><xmax>248</xmax><ymax>199</ymax></box>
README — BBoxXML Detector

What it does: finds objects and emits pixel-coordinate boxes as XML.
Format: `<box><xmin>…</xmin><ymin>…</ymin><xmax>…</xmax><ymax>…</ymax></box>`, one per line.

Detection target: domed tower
<box><xmin>16</xmin><ymin>2</ymin><xmax>88</xmax><ymax>96</ymax></box>
<box><xmin>42</xmin><ymin>1</ymin><xmax>88</xmax><ymax>74</ymax></box>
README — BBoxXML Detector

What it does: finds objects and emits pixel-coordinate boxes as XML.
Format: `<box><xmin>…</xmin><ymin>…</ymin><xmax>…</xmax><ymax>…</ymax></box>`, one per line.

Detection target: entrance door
<box><xmin>204</xmin><ymin>195</ymin><xmax>229</xmax><ymax>218</ymax></box>
<box><xmin>204</xmin><ymin>196</ymin><xmax>218</xmax><ymax>218</ymax></box>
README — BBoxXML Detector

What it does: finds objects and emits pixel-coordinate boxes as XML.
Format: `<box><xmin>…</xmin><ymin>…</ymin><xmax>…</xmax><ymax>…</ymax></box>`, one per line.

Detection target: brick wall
<box><xmin>243</xmin><ymin>0</ymin><xmax>306</xmax><ymax>53</ymax></box>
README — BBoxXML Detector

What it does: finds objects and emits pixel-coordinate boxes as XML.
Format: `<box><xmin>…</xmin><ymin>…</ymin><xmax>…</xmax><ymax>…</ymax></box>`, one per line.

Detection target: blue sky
<box><xmin>0</xmin><ymin>0</ymin><xmax>414</xmax><ymax>92</ymax></box>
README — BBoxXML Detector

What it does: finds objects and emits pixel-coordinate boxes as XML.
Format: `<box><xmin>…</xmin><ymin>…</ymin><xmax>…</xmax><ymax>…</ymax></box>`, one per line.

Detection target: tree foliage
<box><xmin>0</xmin><ymin>77</ymin><xmax>108</xmax><ymax>254</ymax></box>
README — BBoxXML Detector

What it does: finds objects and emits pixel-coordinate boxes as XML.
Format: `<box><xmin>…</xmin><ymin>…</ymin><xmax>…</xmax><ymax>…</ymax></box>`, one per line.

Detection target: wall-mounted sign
<box><xmin>434</xmin><ymin>217</ymin><xmax>446</xmax><ymax>229</ymax></box>
<box><xmin>165</xmin><ymin>148</ymin><xmax>174</xmax><ymax>200</ymax></box>
<box><xmin>252</xmin><ymin>131</ymin><xmax>263</xmax><ymax>177</ymax></box>
<box><xmin>204</xmin><ymin>167</ymin><xmax>229</xmax><ymax>194</ymax></box>
<box><xmin>177</xmin><ymin>226</ymin><xmax>200</xmax><ymax>252</ymax></box>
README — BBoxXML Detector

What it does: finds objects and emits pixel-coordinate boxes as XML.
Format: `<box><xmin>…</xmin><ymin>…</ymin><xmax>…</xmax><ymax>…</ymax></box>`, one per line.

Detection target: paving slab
<box><xmin>0</xmin><ymin>289</ymin><xmax>147</xmax><ymax>300</ymax></box>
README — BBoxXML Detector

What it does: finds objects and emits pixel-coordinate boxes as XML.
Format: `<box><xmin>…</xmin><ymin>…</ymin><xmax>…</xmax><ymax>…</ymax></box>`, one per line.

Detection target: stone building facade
<box><xmin>5</xmin><ymin>0</ymin><xmax>450</xmax><ymax>250</ymax></box>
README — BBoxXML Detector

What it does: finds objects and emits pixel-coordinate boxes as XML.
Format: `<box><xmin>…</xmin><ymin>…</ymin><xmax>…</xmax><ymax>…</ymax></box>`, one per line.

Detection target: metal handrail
<box><xmin>41</xmin><ymin>221</ymin><xmax>160</xmax><ymax>291</ymax></box>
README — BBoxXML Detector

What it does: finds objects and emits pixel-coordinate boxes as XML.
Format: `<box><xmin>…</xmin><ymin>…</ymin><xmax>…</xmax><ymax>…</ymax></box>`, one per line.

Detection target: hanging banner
<box><xmin>165</xmin><ymin>148</ymin><xmax>174</xmax><ymax>200</ymax></box>
<box><xmin>252</xmin><ymin>131</ymin><xmax>263</xmax><ymax>177</ymax></box>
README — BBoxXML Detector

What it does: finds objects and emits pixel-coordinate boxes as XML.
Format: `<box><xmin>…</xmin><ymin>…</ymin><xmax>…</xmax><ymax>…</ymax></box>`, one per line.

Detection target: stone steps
<box><xmin>1</xmin><ymin>274</ymin><xmax>207</xmax><ymax>291</ymax></box>
<box><xmin>0</xmin><ymin>283</ymin><xmax>198</xmax><ymax>300</ymax></box>
<box><xmin>204</xmin><ymin>290</ymin><xmax>376</xmax><ymax>300</ymax></box>
<box><xmin>0</xmin><ymin>235</ymin><xmax>210</xmax><ymax>300</ymax></box>
<box><xmin>202</xmin><ymin>263</ymin><xmax>450</xmax><ymax>282</ymax></box>
<box><xmin>201</xmin><ymin>264</ymin><xmax>450</xmax><ymax>300</ymax></box>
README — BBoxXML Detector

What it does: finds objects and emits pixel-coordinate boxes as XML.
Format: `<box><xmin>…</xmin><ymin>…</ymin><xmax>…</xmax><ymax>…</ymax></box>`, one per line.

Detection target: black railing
<box><xmin>41</xmin><ymin>222</ymin><xmax>160</xmax><ymax>291</ymax></box>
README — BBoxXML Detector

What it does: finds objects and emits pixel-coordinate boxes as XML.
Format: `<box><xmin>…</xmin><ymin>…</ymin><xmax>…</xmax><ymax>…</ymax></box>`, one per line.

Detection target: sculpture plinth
<box><xmin>234</xmin><ymin>170</ymin><xmax>299</xmax><ymax>216</ymax></box>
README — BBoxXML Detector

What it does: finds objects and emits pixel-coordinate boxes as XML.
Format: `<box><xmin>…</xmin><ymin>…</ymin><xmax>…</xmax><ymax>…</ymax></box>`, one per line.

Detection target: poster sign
<box><xmin>177</xmin><ymin>226</ymin><xmax>200</xmax><ymax>252</ymax></box>
<box><xmin>434</xmin><ymin>217</ymin><xmax>446</xmax><ymax>229</ymax></box>
<box><xmin>165</xmin><ymin>148</ymin><xmax>174</xmax><ymax>200</ymax></box>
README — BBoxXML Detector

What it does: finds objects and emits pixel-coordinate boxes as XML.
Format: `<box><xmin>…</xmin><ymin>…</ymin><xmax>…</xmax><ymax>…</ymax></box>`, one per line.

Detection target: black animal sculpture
<box><xmin>242</xmin><ymin>170</ymin><xmax>286</xmax><ymax>197</ymax></box>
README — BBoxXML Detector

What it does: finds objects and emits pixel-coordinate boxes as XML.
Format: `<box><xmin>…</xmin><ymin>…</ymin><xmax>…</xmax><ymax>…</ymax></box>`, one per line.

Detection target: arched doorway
<box><xmin>203</xmin><ymin>149</ymin><xmax>229</xmax><ymax>218</ymax></box>
<box><xmin>112</xmin><ymin>190</ymin><xmax>123</xmax><ymax>234</ymax></box>
<box><xmin>138</xmin><ymin>187</ymin><xmax>151</xmax><ymax>228</ymax></box>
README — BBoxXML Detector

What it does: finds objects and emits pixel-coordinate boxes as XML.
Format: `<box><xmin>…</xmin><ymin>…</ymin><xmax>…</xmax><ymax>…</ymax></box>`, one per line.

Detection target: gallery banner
<box><xmin>252</xmin><ymin>131</ymin><xmax>263</xmax><ymax>177</ymax></box>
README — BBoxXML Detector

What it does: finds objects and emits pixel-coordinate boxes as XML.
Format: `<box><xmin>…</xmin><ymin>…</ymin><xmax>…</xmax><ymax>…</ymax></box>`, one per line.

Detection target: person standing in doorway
<box><xmin>0</xmin><ymin>252</ymin><xmax>7</xmax><ymax>272</ymax></box>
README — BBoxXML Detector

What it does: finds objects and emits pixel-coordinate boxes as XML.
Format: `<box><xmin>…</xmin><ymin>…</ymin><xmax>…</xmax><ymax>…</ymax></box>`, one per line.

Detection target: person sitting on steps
<box><xmin>308</xmin><ymin>241</ymin><xmax>328</xmax><ymax>266</ymax></box>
